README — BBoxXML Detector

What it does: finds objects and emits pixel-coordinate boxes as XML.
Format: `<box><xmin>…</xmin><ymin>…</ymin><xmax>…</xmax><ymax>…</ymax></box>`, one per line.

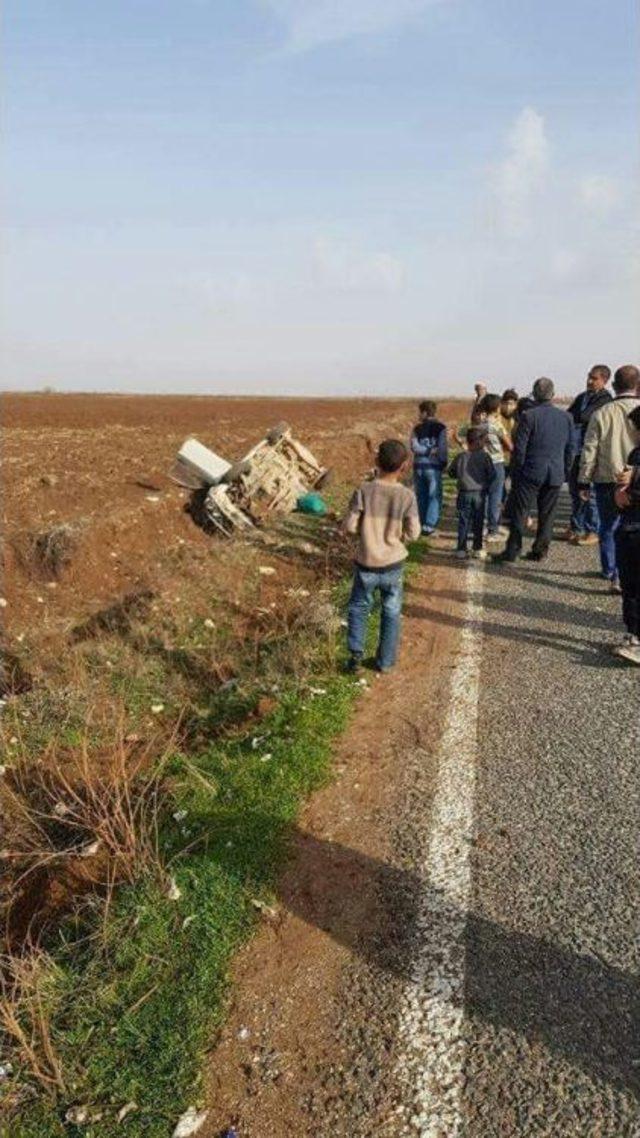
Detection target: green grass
<box><xmin>4</xmin><ymin>506</ymin><xmax>429</xmax><ymax>1138</ymax></box>
<box><xmin>6</xmin><ymin>651</ymin><xmax>360</xmax><ymax>1138</ymax></box>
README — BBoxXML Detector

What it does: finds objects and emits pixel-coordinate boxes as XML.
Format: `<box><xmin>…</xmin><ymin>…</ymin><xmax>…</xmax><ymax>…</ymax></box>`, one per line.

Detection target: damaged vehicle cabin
<box><xmin>171</xmin><ymin>423</ymin><xmax>330</xmax><ymax>536</ymax></box>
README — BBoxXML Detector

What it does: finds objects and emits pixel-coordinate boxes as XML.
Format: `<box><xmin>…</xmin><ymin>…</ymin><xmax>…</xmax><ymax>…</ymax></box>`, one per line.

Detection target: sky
<box><xmin>3</xmin><ymin>0</ymin><xmax>639</xmax><ymax>396</ymax></box>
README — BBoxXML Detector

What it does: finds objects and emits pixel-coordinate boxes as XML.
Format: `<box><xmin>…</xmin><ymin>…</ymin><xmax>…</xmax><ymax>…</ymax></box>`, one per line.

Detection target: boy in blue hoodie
<box><xmin>410</xmin><ymin>400</ymin><xmax>448</xmax><ymax>535</ymax></box>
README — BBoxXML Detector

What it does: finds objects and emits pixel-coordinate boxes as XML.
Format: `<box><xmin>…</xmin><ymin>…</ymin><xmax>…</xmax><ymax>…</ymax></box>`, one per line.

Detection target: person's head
<box><xmin>500</xmin><ymin>388</ymin><xmax>518</xmax><ymax>418</ymax></box>
<box><xmin>533</xmin><ymin>377</ymin><xmax>555</xmax><ymax>403</ymax></box>
<box><xmin>466</xmin><ymin>427</ymin><xmax>486</xmax><ymax>450</ymax></box>
<box><xmin>613</xmin><ymin>364</ymin><xmax>640</xmax><ymax>396</ymax></box>
<box><xmin>377</xmin><ymin>439</ymin><xmax>409</xmax><ymax>478</ymax></box>
<box><xmin>586</xmin><ymin>365</ymin><xmax>611</xmax><ymax>393</ymax></box>
<box><xmin>418</xmin><ymin>400</ymin><xmax>437</xmax><ymax>420</ymax></box>
<box><xmin>470</xmin><ymin>406</ymin><xmax>484</xmax><ymax>425</ymax></box>
<box><xmin>479</xmin><ymin>393</ymin><xmax>502</xmax><ymax>417</ymax></box>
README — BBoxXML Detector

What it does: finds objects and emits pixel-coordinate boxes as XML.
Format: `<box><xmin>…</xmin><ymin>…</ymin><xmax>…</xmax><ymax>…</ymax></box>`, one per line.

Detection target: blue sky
<box><xmin>4</xmin><ymin>0</ymin><xmax>639</xmax><ymax>395</ymax></box>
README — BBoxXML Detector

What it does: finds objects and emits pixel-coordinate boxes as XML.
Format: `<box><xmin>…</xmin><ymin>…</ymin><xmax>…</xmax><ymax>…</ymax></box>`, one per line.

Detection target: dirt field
<box><xmin>1</xmin><ymin>393</ymin><xmax>467</xmax><ymax>648</ymax></box>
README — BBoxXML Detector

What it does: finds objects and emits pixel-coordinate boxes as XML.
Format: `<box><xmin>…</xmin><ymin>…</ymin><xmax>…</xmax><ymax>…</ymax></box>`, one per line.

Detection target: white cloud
<box><xmin>312</xmin><ymin>235</ymin><xmax>405</xmax><ymax>293</ymax></box>
<box><xmin>493</xmin><ymin>107</ymin><xmax>549</xmax><ymax>239</ymax></box>
<box><xmin>578</xmin><ymin>174</ymin><xmax>621</xmax><ymax>217</ymax></box>
<box><xmin>261</xmin><ymin>0</ymin><xmax>446</xmax><ymax>52</ymax></box>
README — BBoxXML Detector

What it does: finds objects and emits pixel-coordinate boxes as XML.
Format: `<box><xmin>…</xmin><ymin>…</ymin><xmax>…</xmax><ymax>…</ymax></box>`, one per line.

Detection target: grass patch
<box><xmin>4</xmin><ymin>671</ymin><xmax>357</xmax><ymax>1138</ymax></box>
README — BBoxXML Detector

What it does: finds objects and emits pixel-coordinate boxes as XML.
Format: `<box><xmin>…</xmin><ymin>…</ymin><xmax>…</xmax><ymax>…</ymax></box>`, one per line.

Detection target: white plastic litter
<box><xmin>166</xmin><ymin>876</ymin><xmax>182</xmax><ymax>901</ymax></box>
<box><xmin>172</xmin><ymin>1107</ymin><xmax>209</xmax><ymax>1137</ymax></box>
<box><xmin>117</xmin><ymin>1102</ymin><xmax>138</xmax><ymax>1123</ymax></box>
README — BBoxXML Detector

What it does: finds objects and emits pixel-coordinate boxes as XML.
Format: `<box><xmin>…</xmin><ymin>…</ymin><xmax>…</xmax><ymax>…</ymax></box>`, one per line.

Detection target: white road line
<box><xmin>398</xmin><ymin>567</ymin><xmax>483</xmax><ymax>1137</ymax></box>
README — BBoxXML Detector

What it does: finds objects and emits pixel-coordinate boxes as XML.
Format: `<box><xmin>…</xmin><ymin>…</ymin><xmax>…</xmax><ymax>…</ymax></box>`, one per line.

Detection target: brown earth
<box><xmin>202</xmin><ymin>552</ymin><xmax>464</xmax><ymax>1137</ymax></box>
<box><xmin>1</xmin><ymin>393</ymin><xmax>467</xmax><ymax>651</ymax></box>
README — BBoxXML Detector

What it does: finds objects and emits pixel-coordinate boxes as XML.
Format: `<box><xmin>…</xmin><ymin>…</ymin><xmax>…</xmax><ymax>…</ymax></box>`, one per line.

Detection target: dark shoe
<box><xmin>374</xmin><ymin>661</ymin><xmax>393</xmax><ymax>674</ymax></box>
<box><xmin>524</xmin><ymin>550</ymin><xmax>547</xmax><ymax>562</ymax></box>
<box><xmin>492</xmin><ymin>550</ymin><xmax>517</xmax><ymax>564</ymax></box>
<box><xmin>345</xmin><ymin>654</ymin><xmax>363</xmax><ymax>675</ymax></box>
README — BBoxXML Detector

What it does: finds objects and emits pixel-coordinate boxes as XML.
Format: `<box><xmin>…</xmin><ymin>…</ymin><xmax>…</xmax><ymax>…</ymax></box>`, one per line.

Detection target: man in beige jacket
<box><xmin>579</xmin><ymin>365</ymin><xmax>640</xmax><ymax>589</ymax></box>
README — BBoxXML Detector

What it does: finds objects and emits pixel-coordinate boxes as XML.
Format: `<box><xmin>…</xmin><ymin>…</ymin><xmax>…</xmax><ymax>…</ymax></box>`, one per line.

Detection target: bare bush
<box><xmin>1</xmin><ymin>730</ymin><xmax>168</xmax><ymax>949</ymax></box>
<box><xmin>0</xmin><ymin>951</ymin><xmax>65</xmax><ymax>1094</ymax></box>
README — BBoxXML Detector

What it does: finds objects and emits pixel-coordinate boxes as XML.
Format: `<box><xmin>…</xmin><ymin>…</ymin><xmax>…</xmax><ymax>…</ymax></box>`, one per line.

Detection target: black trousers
<box><xmin>615</xmin><ymin>528</ymin><xmax>640</xmax><ymax>637</ymax></box>
<box><xmin>505</xmin><ymin>476</ymin><xmax>562</xmax><ymax>560</ymax></box>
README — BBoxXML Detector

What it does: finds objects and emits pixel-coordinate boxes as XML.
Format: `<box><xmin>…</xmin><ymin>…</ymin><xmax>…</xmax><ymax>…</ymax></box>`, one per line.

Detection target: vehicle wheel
<box><xmin>222</xmin><ymin>459</ymin><xmax>252</xmax><ymax>483</ymax></box>
<box><xmin>315</xmin><ymin>468</ymin><xmax>333</xmax><ymax>490</ymax></box>
<box><xmin>266</xmin><ymin>421</ymin><xmax>289</xmax><ymax>445</ymax></box>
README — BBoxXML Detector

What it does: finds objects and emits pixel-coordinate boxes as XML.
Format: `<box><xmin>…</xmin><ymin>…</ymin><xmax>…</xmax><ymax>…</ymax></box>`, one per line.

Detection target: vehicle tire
<box><xmin>265</xmin><ymin>422</ymin><xmax>289</xmax><ymax>445</ymax></box>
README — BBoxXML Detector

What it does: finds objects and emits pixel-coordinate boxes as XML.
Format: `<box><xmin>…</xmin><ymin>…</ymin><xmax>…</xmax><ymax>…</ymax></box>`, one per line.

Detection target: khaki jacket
<box><xmin>579</xmin><ymin>395</ymin><xmax>640</xmax><ymax>485</ymax></box>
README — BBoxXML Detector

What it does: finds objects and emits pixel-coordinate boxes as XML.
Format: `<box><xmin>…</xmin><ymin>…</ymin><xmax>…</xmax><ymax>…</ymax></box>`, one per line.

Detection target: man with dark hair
<box><xmin>579</xmin><ymin>364</ymin><xmax>640</xmax><ymax>591</ymax></box>
<box><xmin>565</xmin><ymin>365</ymin><xmax>612</xmax><ymax>544</ymax></box>
<box><xmin>343</xmin><ymin>439</ymin><xmax>420</xmax><ymax>674</ymax></box>
<box><xmin>494</xmin><ymin>377</ymin><xmax>574</xmax><ymax>563</ymax></box>
<box><xmin>410</xmin><ymin>400</ymin><xmax>448</xmax><ymax>536</ymax></box>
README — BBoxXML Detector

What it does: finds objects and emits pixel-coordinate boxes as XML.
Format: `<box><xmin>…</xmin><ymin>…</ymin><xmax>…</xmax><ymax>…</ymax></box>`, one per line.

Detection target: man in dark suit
<box><xmin>494</xmin><ymin>377</ymin><xmax>574</xmax><ymax>563</ymax></box>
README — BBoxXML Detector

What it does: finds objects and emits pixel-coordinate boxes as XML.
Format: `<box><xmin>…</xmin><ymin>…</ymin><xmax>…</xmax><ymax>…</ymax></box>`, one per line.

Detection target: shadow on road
<box><xmin>209</xmin><ymin>818</ymin><xmax>640</xmax><ymax>1099</ymax></box>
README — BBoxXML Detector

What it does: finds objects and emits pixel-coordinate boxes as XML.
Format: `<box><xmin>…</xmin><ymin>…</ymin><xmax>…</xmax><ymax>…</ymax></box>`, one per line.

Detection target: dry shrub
<box><xmin>13</xmin><ymin>524</ymin><xmax>77</xmax><ymax>581</ymax></box>
<box><xmin>1</xmin><ymin>730</ymin><xmax>168</xmax><ymax>950</ymax></box>
<box><xmin>0</xmin><ymin>951</ymin><xmax>65</xmax><ymax>1094</ymax></box>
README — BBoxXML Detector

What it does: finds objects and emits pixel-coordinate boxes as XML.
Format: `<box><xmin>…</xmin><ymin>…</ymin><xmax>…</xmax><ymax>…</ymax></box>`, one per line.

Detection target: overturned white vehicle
<box><xmin>171</xmin><ymin>423</ymin><xmax>330</xmax><ymax>536</ymax></box>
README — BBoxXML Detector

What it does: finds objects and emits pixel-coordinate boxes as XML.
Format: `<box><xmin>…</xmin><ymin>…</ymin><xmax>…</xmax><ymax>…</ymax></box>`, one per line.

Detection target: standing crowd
<box><xmin>343</xmin><ymin>364</ymin><xmax>640</xmax><ymax>672</ymax></box>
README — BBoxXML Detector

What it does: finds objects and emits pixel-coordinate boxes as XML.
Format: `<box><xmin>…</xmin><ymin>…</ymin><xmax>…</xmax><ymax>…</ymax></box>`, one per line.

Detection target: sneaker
<box><xmin>492</xmin><ymin>551</ymin><xmax>517</xmax><ymax>564</ymax></box>
<box><xmin>568</xmin><ymin>531</ymin><xmax>584</xmax><ymax>545</ymax></box>
<box><xmin>577</xmin><ymin>532</ymin><xmax>599</xmax><ymax>546</ymax></box>
<box><xmin>524</xmin><ymin>550</ymin><xmax>547</xmax><ymax>562</ymax></box>
<box><xmin>422</xmin><ymin>527</ymin><xmax>434</xmax><ymax>536</ymax></box>
<box><xmin>374</xmin><ymin>661</ymin><xmax>392</xmax><ymax>674</ymax></box>
<box><xmin>562</xmin><ymin>527</ymin><xmax>579</xmax><ymax>542</ymax></box>
<box><xmin>454</xmin><ymin>549</ymin><xmax>468</xmax><ymax>560</ymax></box>
<box><xmin>345</xmin><ymin>654</ymin><xmax>363</xmax><ymax>675</ymax></box>
<box><xmin>616</xmin><ymin>644</ymin><xmax>640</xmax><ymax>666</ymax></box>
<box><xmin>471</xmin><ymin>549</ymin><xmax>488</xmax><ymax>560</ymax></box>
<box><xmin>609</xmin><ymin>580</ymin><xmax>623</xmax><ymax>595</ymax></box>
<box><xmin>611</xmin><ymin>634</ymin><xmax>640</xmax><ymax>657</ymax></box>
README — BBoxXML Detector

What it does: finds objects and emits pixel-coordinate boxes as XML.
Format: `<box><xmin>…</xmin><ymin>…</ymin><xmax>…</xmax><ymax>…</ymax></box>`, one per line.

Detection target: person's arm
<box><xmin>403</xmin><ymin>492</ymin><xmax>422</xmax><ymax>542</ymax></box>
<box><xmin>342</xmin><ymin>488</ymin><xmax>364</xmax><ymax>536</ymax></box>
<box><xmin>437</xmin><ymin>425</ymin><xmax>448</xmax><ymax>468</ymax></box>
<box><xmin>563</xmin><ymin>417</ymin><xmax>575</xmax><ymax>482</ymax></box>
<box><xmin>485</xmin><ymin>454</ymin><xmax>498</xmax><ymax>486</ymax></box>
<box><xmin>410</xmin><ymin>431</ymin><xmax>429</xmax><ymax>456</ymax></box>
<box><xmin>578</xmin><ymin>412</ymin><xmax>600</xmax><ymax>486</ymax></box>
<box><xmin>513</xmin><ymin>411</ymin><xmax>532</xmax><ymax>470</ymax></box>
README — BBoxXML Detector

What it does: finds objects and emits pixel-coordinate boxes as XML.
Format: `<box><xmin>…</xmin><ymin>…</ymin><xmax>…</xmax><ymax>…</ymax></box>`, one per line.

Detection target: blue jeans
<box><xmin>414</xmin><ymin>468</ymin><xmax>442</xmax><ymax>531</ymax></box>
<box><xmin>457</xmin><ymin>491</ymin><xmax>486</xmax><ymax>551</ymax></box>
<box><xmin>347</xmin><ymin>564</ymin><xmax>404</xmax><ymax>670</ymax></box>
<box><xmin>569</xmin><ymin>457</ymin><xmax>599</xmax><ymax>534</ymax></box>
<box><xmin>594</xmin><ymin>483</ymin><xmax>620</xmax><ymax>581</ymax></box>
<box><xmin>486</xmin><ymin>462</ymin><xmax>506</xmax><ymax>533</ymax></box>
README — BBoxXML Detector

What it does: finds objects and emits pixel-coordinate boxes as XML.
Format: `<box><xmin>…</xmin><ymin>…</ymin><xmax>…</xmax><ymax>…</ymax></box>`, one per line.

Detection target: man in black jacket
<box><xmin>565</xmin><ymin>364</ymin><xmax>612</xmax><ymax>543</ymax></box>
<box><xmin>494</xmin><ymin>377</ymin><xmax>574</xmax><ymax>563</ymax></box>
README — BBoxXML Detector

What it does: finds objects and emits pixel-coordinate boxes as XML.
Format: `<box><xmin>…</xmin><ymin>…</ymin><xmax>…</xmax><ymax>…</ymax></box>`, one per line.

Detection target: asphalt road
<box><xmin>462</xmin><ymin>518</ymin><xmax>639</xmax><ymax>1136</ymax></box>
<box><xmin>395</xmin><ymin>502</ymin><xmax>640</xmax><ymax>1137</ymax></box>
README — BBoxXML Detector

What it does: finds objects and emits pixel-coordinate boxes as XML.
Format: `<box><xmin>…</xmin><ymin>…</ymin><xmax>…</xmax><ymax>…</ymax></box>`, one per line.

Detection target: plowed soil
<box><xmin>1</xmin><ymin>394</ymin><xmax>467</xmax><ymax>644</ymax></box>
